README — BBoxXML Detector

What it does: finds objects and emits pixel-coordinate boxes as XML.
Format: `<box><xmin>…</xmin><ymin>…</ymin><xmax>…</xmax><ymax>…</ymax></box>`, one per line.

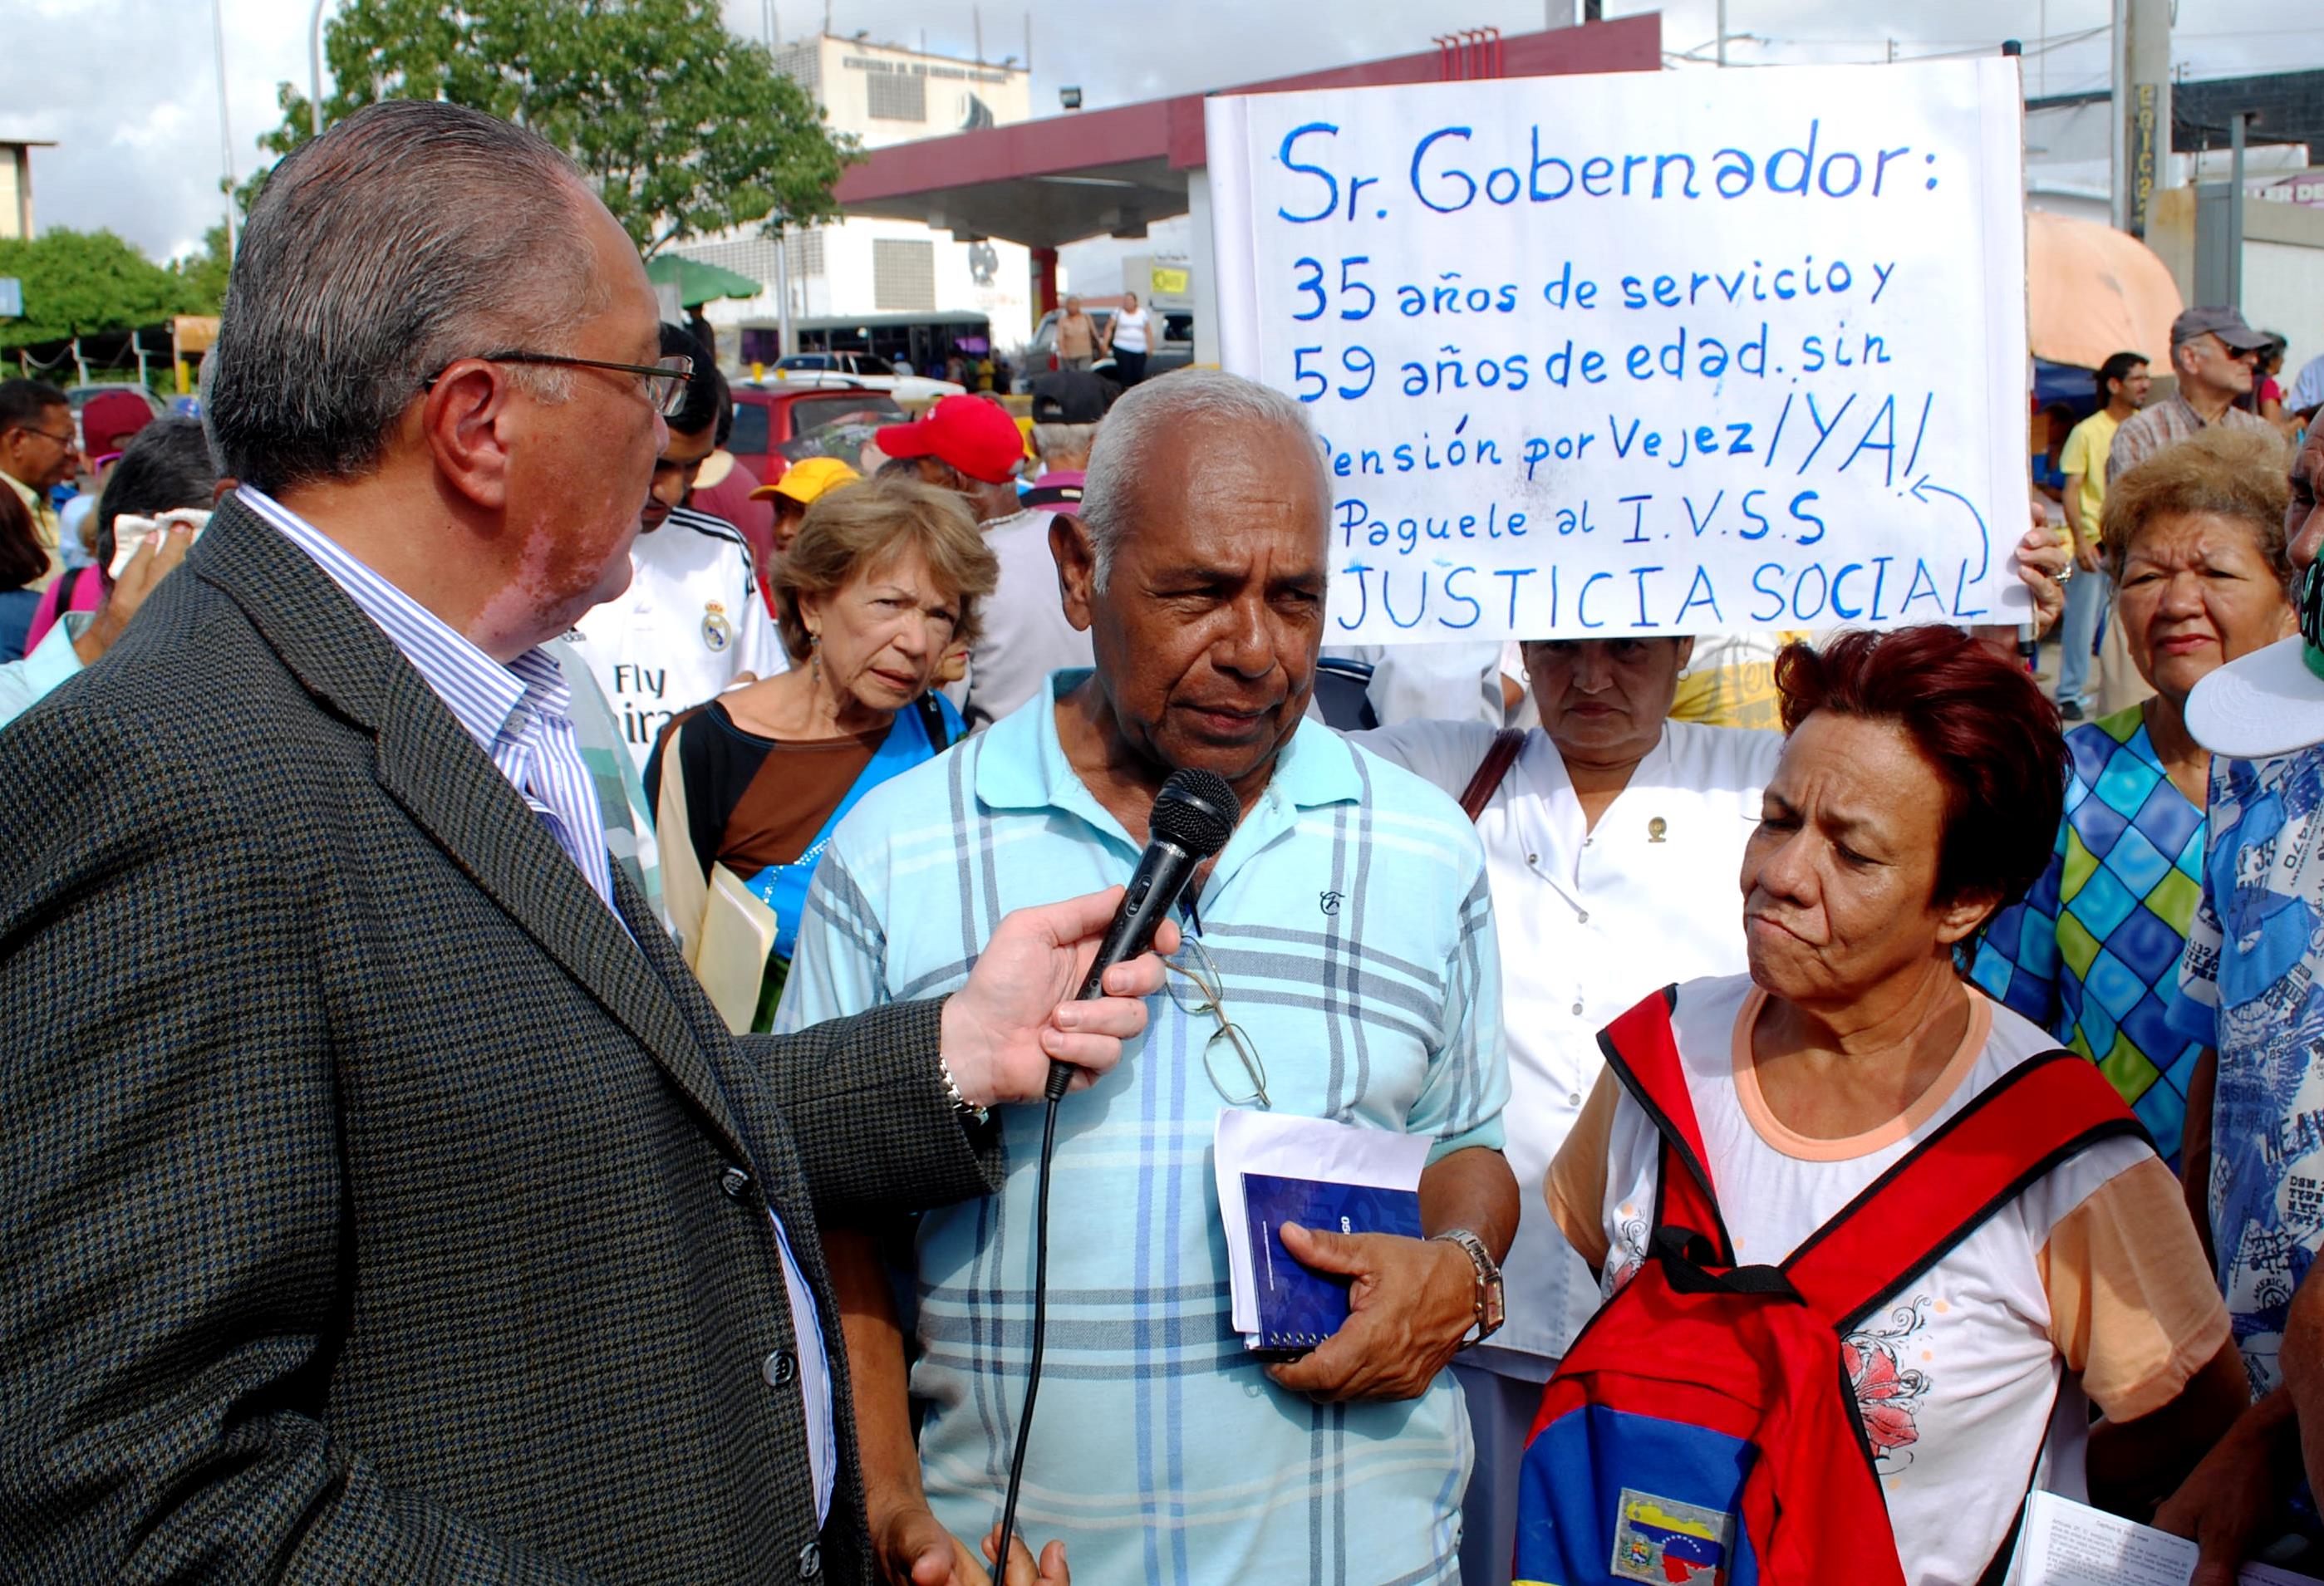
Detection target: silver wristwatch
<box><xmin>1431</xmin><ymin>1228</ymin><xmax>1506</xmax><ymax>1347</ymax></box>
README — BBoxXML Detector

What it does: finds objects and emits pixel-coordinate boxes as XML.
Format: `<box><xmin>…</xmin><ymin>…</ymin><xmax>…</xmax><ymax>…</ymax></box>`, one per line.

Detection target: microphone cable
<box><xmin>989</xmin><ymin>768</ymin><xmax>1238</xmax><ymax>1573</ymax></box>
<box><xmin>990</xmin><ymin>1087</ymin><xmax>1062</xmax><ymax>1576</ymax></box>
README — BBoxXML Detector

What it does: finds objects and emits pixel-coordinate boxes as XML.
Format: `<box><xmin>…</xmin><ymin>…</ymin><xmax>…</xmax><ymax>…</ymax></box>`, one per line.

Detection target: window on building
<box><xmin>664</xmin><ymin>230</ymin><xmax>823</xmax><ymax>295</ymax></box>
<box><xmin>788</xmin><ymin>228</ymin><xmax>826</xmax><ymax>280</ymax></box>
<box><xmin>866</xmin><ymin>71</ymin><xmax>926</xmax><ymax>122</ymax></box>
<box><xmin>772</xmin><ymin>42</ymin><xmax>821</xmax><ymax>96</ymax></box>
<box><xmin>872</xmin><ymin>239</ymin><xmax>936</xmax><ymax>312</ymax></box>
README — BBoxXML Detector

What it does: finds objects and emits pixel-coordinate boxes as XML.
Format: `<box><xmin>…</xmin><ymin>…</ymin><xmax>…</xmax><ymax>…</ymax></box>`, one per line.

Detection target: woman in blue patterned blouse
<box><xmin>1973</xmin><ymin>426</ymin><xmax>2292</xmax><ymax>1167</ymax></box>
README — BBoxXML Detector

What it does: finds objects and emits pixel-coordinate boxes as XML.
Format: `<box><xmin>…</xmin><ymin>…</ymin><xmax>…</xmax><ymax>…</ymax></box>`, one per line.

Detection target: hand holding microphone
<box><xmin>1048</xmin><ymin>768</ymin><xmax>1238</xmax><ymax>1099</ymax></box>
<box><xmin>935</xmin><ymin>768</ymin><xmax>1239</xmax><ymax>1110</ymax></box>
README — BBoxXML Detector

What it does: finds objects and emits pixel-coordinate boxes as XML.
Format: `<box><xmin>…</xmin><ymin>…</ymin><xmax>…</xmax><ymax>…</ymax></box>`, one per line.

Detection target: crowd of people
<box><xmin>2</xmin><ymin>96</ymin><xmax>2322</xmax><ymax>1586</ymax></box>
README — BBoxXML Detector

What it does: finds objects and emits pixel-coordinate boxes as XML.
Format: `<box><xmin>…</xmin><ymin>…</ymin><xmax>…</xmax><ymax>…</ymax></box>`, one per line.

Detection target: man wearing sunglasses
<box><xmin>0</xmin><ymin>100</ymin><xmax>1176</xmax><ymax>1586</ymax></box>
<box><xmin>0</xmin><ymin>377</ymin><xmax>76</xmax><ymax>589</ymax></box>
<box><xmin>2105</xmin><ymin>307</ymin><xmax>2279</xmax><ymax>487</ymax></box>
<box><xmin>569</xmin><ymin>319</ymin><xmax>784</xmax><ymax>779</ymax></box>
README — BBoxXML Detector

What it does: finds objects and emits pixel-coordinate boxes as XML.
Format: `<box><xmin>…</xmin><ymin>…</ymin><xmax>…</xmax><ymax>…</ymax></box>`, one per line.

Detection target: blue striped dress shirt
<box><xmin>241</xmin><ymin>487</ymin><xmax>615</xmax><ymax>909</ymax></box>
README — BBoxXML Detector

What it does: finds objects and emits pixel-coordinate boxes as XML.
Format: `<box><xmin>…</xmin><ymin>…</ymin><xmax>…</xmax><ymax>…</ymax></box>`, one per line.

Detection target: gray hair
<box><xmin>1078</xmin><ymin>368</ymin><xmax>1322</xmax><ymax>590</ymax></box>
<box><xmin>205</xmin><ymin>100</ymin><xmax>604</xmax><ymax>494</ymax></box>
<box><xmin>1030</xmin><ymin>421</ymin><xmax>1097</xmax><ymax>468</ymax></box>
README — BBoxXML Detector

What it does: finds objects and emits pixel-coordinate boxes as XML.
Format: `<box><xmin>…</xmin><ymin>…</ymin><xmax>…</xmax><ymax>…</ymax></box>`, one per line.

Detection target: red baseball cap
<box><xmin>81</xmin><ymin>391</ymin><xmax>155</xmax><ymax>458</ymax></box>
<box><xmin>873</xmin><ymin>395</ymin><xmax>1023</xmax><ymax>484</ymax></box>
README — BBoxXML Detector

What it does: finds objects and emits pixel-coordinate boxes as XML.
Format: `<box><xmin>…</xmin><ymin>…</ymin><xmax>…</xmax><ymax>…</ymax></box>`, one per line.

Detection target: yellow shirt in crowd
<box><xmin>2058</xmin><ymin>409</ymin><xmax>2120</xmax><ymax>543</ymax></box>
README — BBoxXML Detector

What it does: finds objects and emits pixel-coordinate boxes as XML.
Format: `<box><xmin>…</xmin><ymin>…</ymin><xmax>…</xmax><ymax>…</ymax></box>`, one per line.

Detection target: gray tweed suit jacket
<box><xmin>0</xmin><ymin>496</ymin><xmax>1000</xmax><ymax>1583</ymax></box>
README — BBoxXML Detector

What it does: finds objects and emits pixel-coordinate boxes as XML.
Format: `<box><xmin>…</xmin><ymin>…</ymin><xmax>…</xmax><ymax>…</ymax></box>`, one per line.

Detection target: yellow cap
<box><xmin>751</xmin><ymin>455</ymin><xmax>862</xmax><ymax>505</ymax></box>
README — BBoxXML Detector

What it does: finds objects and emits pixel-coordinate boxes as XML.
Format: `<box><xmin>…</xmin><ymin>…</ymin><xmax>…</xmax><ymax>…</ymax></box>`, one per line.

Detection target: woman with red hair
<box><xmin>1540</xmin><ymin>624</ymin><xmax>2251</xmax><ymax>1585</ymax></box>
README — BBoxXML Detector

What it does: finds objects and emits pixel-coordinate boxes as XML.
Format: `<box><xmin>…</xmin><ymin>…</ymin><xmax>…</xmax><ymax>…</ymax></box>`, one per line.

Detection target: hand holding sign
<box><xmin>1207</xmin><ymin>61</ymin><xmax>2032</xmax><ymax>642</ymax></box>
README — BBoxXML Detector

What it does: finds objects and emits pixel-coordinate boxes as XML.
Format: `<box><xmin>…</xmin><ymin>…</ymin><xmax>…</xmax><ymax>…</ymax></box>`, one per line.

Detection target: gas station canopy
<box><xmin>833</xmin><ymin>15</ymin><xmax>1664</xmax><ymax>252</ymax></box>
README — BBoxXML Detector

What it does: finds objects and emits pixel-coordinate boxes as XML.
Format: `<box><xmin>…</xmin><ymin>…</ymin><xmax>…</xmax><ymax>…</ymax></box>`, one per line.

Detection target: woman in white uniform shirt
<box><xmin>1357</xmin><ymin>634</ymin><xmax>1781</xmax><ymax>1586</ymax></box>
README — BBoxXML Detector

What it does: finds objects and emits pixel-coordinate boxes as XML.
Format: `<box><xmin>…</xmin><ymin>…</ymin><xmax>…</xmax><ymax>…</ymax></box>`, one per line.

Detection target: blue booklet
<box><xmin>1241</xmin><ymin>1170</ymin><xmax>1424</xmax><ymax>1356</ymax></box>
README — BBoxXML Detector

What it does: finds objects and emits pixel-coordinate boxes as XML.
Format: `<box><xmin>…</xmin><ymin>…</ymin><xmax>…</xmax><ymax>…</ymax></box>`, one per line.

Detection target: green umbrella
<box><xmin>644</xmin><ymin>253</ymin><xmax>766</xmax><ymax>307</ymax></box>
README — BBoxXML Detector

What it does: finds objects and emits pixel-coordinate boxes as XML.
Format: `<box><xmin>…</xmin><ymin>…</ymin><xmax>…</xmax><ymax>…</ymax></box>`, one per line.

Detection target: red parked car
<box><xmin>725</xmin><ymin>384</ymin><xmax>906</xmax><ymax>484</ymax></box>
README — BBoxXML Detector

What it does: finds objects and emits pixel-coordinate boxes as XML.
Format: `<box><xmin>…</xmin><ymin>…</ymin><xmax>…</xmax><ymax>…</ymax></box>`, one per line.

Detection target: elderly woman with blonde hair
<box><xmin>1972</xmin><ymin>426</ymin><xmax>2294</xmax><ymax>1171</ymax></box>
<box><xmin>649</xmin><ymin>473</ymin><xmax>997</xmax><ymax>1028</ymax></box>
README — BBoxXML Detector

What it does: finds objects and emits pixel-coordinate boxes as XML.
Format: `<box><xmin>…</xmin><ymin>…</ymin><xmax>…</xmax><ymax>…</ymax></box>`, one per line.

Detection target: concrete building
<box><xmin>676</xmin><ymin>33</ymin><xmax>1034</xmax><ymax>364</ymax></box>
<box><xmin>827</xmin><ymin>17</ymin><xmax>1664</xmax><ymax>369</ymax></box>
<box><xmin>0</xmin><ymin>140</ymin><xmax>56</xmax><ymax>241</ymax></box>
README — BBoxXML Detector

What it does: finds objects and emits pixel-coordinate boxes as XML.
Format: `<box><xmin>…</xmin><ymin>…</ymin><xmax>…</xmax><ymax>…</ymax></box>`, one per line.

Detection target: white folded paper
<box><xmin>1212</xmin><ymin>1107</ymin><xmax>1432</xmax><ymax>1344</ymax></box>
<box><xmin>2007</xmin><ymin>1491</ymin><xmax>2315</xmax><ymax>1586</ymax></box>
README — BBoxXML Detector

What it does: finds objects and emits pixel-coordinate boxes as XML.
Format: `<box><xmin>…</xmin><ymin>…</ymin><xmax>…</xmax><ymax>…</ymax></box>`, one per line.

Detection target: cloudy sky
<box><xmin>1</xmin><ymin>0</ymin><xmax>2309</xmax><ymax>265</ymax></box>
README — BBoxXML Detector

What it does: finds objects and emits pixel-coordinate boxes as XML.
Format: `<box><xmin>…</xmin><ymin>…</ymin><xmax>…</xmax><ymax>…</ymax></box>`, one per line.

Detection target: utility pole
<box><xmin>1716</xmin><ymin>0</ymin><xmax>1727</xmax><ymax>66</ymax></box>
<box><xmin>2226</xmin><ymin>110</ymin><xmax>2250</xmax><ymax>306</ymax></box>
<box><xmin>2116</xmin><ymin>0</ymin><xmax>2171</xmax><ymax>238</ymax></box>
<box><xmin>308</xmin><ymin>0</ymin><xmax>327</xmax><ymax>135</ymax></box>
<box><xmin>773</xmin><ymin>229</ymin><xmax>794</xmax><ymax>362</ymax></box>
<box><xmin>212</xmin><ymin>0</ymin><xmax>238</xmax><ymax>257</ymax></box>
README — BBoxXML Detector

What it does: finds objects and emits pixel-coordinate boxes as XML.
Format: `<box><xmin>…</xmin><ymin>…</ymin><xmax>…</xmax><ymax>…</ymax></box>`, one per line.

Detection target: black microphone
<box><xmin>995</xmin><ymin>767</ymin><xmax>1241</xmax><ymax>1575</ymax></box>
<box><xmin>1044</xmin><ymin>767</ymin><xmax>1240</xmax><ymax>1101</ymax></box>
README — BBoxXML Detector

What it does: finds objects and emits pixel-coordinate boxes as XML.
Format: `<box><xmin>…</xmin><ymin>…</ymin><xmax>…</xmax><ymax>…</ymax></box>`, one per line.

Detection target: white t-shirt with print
<box><xmin>568</xmin><ymin>505</ymin><xmax>784</xmax><ymax>778</ymax></box>
<box><xmin>1550</xmin><ymin>974</ymin><xmax>2228</xmax><ymax>1586</ymax></box>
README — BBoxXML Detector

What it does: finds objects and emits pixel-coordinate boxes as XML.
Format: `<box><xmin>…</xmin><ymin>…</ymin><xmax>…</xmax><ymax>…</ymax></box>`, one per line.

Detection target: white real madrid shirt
<box><xmin>568</xmin><ymin>505</ymin><xmax>784</xmax><ymax>778</ymax></box>
<box><xmin>1354</xmin><ymin>716</ymin><xmax>1783</xmax><ymax>1376</ymax></box>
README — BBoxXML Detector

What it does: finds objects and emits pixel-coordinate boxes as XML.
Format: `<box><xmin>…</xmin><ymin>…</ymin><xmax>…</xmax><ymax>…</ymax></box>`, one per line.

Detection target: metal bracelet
<box><xmin>940</xmin><ymin>1056</ymin><xmax>990</xmax><ymax>1126</ymax></box>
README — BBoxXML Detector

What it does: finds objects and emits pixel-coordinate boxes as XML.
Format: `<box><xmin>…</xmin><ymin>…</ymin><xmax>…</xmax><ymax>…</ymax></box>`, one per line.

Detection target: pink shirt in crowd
<box><xmin>23</xmin><ymin>563</ymin><xmax>104</xmax><ymax>653</ymax></box>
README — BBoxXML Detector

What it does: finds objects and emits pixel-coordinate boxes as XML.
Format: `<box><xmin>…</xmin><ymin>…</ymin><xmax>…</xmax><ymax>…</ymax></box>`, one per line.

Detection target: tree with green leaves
<box><xmin>254</xmin><ymin>0</ymin><xmax>856</xmax><ymax>256</ymax></box>
<box><xmin>0</xmin><ymin>229</ymin><xmax>207</xmax><ymax>352</ymax></box>
<box><xmin>170</xmin><ymin>225</ymin><xmax>233</xmax><ymax>316</ymax></box>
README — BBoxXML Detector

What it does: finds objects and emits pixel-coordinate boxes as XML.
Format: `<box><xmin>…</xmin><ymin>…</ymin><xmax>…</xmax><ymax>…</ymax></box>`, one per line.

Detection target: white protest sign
<box><xmin>1206</xmin><ymin>61</ymin><xmax>2031</xmax><ymax>642</ymax></box>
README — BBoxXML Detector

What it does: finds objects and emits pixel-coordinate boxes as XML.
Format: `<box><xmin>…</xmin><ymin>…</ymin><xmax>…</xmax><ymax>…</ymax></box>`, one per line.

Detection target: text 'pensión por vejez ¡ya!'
<box><xmin>1205</xmin><ymin>58</ymin><xmax>2034</xmax><ymax>642</ymax></box>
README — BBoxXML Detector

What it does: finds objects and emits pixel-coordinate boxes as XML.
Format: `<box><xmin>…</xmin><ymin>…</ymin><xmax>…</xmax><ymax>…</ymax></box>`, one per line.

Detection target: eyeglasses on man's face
<box><xmin>421</xmin><ymin>351</ymin><xmax>697</xmax><ymax>417</ymax></box>
<box><xmin>10</xmin><ymin>421</ymin><xmax>75</xmax><ymax>449</ymax></box>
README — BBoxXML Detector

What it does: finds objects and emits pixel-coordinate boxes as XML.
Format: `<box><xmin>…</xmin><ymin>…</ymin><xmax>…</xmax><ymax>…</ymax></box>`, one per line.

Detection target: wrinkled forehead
<box><xmin>1128</xmin><ymin>425</ymin><xmax>1329</xmax><ymax>544</ymax></box>
<box><xmin>2121</xmin><ymin>508</ymin><xmax>2275</xmax><ymax>568</ymax></box>
<box><xmin>1769</xmin><ymin>710</ymin><xmax>1926</xmax><ymax>824</ymax></box>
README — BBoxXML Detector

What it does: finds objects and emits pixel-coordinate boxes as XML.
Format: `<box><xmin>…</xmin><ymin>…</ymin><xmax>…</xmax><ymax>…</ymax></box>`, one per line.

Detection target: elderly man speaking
<box><xmin>782</xmin><ymin>370</ymin><xmax>1516</xmax><ymax>1584</ymax></box>
<box><xmin>0</xmin><ymin>103</ymin><xmax>1173</xmax><ymax>1584</ymax></box>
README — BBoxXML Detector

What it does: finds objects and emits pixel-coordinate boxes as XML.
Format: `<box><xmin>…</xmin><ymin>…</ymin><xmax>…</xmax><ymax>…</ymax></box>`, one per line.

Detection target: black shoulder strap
<box><xmin>916</xmin><ymin>691</ymin><xmax>951</xmax><ymax>754</ymax></box>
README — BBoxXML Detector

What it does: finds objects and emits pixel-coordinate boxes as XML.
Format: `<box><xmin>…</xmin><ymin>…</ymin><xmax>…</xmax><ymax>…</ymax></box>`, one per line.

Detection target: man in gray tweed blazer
<box><xmin>0</xmin><ymin>102</ymin><xmax>1166</xmax><ymax>1584</ymax></box>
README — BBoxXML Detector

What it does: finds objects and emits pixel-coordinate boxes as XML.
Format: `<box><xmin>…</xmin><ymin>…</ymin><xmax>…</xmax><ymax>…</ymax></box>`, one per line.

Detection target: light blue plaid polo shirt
<box><xmin>779</xmin><ymin>671</ymin><xmax>1506</xmax><ymax>1586</ymax></box>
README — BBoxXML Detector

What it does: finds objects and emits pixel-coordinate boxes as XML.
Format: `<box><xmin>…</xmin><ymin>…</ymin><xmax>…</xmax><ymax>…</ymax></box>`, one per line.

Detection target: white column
<box><xmin>1189</xmin><ymin>166</ymin><xmax>1221</xmax><ymax>368</ymax></box>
